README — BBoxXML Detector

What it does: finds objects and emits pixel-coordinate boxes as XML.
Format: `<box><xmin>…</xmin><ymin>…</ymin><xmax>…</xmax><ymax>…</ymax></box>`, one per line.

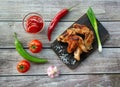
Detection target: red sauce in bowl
<box><xmin>23</xmin><ymin>13</ymin><xmax>44</xmax><ymax>33</ymax></box>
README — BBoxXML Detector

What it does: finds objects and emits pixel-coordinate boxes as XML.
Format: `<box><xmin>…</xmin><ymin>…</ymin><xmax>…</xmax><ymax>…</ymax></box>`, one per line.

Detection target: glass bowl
<box><xmin>22</xmin><ymin>12</ymin><xmax>44</xmax><ymax>34</ymax></box>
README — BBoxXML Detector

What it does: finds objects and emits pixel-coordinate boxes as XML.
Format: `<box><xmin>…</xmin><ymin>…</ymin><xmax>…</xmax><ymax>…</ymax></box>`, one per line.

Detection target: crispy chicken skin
<box><xmin>57</xmin><ymin>23</ymin><xmax>94</xmax><ymax>61</ymax></box>
<box><xmin>73</xmin><ymin>24</ymin><xmax>94</xmax><ymax>50</ymax></box>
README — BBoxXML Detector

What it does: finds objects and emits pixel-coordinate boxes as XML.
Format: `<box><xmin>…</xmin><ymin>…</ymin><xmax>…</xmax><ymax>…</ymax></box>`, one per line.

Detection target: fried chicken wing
<box><xmin>57</xmin><ymin>23</ymin><xmax>94</xmax><ymax>61</ymax></box>
<box><xmin>73</xmin><ymin>24</ymin><xmax>94</xmax><ymax>50</ymax></box>
<box><xmin>67</xmin><ymin>35</ymin><xmax>79</xmax><ymax>53</ymax></box>
<box><xmin>74</xmin><ymin>47</ymin><xmax>82</xmax><ymax>61</ymax></box>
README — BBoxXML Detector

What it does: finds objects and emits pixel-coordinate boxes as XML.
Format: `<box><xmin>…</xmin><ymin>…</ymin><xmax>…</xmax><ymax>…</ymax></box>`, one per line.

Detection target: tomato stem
<box><xmin>31</xmin><ymin>45</ymin><xmax>37</xmax><ymax>49</ymax></box>
<box><xmin>19</xmin><ymin>65</ymin><xmax>24</xmax><ymax>70</ymax></box>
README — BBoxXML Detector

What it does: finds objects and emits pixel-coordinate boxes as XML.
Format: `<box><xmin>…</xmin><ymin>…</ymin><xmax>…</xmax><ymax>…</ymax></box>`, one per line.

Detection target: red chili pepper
<box><xmin>47</xmin><ymin>4</ymin><xmax>79</xmax><ymax>41</ymax></box>
<box><xmin>47</xmin><ymin>8</ymin><xmax>69</xmax><ymax>41</ymax></box>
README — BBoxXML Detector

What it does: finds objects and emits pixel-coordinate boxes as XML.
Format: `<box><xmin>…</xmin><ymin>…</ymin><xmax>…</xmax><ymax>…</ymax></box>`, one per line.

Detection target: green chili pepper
<box><xmin>14</xmin><ymin>32</ymin><xmax>48</xmax><ymax>63</ymax></box>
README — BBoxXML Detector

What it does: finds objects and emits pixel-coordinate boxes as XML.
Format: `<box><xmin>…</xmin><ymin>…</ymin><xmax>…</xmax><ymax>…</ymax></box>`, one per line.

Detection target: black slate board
<box><xmin>51</xmin><ymin>14</ymin><xmax>109</xmax><ymax>69</ymax></box>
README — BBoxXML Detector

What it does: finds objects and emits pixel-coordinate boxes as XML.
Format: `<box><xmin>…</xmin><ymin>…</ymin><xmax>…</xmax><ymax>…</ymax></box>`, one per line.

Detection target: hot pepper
<box><xmin>47</xmin><ymin>5</ymin><xmax>78</xmax><ymax>41</ymax></box>
<box><xmin>47</xmin><ymin>8</ymin><xmax>69</xmax><ymax>41</ymax></box>
<box><xmin>14</xmin><ymin>32</ymin><xmax>48</xmax><ymax>63</ymax></box>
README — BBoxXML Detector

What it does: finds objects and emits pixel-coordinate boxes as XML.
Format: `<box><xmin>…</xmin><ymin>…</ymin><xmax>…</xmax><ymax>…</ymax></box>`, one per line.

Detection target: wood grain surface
<box><xmin>0</xmin><ymin>0</ymin><xmax>120</xmax><ymax>87</ymax></box>
<box><xmin>0</xmin><ymin>75</ymin><xmax>120</xmax><ymax>87</ymax></box>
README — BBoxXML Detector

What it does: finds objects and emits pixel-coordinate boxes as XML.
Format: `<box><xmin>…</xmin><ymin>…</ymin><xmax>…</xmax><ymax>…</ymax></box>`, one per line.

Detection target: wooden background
<box><xmin>0</xmin><ymin>0</ymin><xmax>120</xmax><ymax>87</ymax></box>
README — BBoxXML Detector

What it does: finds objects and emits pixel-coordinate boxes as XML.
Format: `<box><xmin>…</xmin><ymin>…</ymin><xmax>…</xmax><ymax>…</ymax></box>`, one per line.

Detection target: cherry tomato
<box><xmin>17</xmin><ymin>60</ymin><xmax>30</xmax><ymax>73</ymax></box>
<box><xmin>28</xmin><ymin>39</ymin><xmax>42</xmax><ymax>53</ymax></box>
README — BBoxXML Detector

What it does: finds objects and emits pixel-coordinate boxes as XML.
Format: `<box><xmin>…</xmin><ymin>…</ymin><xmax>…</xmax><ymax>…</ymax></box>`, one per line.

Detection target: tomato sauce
<box><xmin>23</xmin><ymin>13</ymin><xmax>44</xmax><ymax>33</ymax></box>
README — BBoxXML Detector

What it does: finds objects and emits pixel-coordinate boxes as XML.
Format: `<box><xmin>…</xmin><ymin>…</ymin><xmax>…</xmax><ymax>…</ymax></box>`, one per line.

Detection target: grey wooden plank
<box><xmin>0</xmin><ymin>48</ymin><xmax>120</xmax><ymax>75</ymax></box>
<box><xmin>0</xmin><ymin>22</ymin><xmax>119</xmax><ymax>47</ymax></box>
<box><xmin>0</xmin><ymin>0</ymin><xmax>119</xmax><ymax>21</ymax></box>
<box><xmin>0</xmin><ymin>75</ymin><xmax>120</xmax><ymax>87</ymax></box>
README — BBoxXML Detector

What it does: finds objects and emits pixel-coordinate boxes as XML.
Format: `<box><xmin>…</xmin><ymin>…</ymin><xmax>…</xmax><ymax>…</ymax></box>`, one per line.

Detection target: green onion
<box><xmin>87</xmin><ymin>7</ymin><xmax>102</xmax><ymax>52</ymax></box>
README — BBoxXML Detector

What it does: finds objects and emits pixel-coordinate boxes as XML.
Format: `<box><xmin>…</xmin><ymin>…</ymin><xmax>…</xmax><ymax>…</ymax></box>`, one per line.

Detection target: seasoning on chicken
<box><xmin>57</xmin><ymin>23</ymin><xmax>94</xmax><ymax>61</ymax></box>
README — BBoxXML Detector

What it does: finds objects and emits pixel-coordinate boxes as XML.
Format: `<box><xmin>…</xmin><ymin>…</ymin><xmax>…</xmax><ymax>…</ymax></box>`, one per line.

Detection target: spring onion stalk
<box><xmin>87</xmin><ymin>7</ymin><xmax>102</xmax><ymax>52</ymax></box>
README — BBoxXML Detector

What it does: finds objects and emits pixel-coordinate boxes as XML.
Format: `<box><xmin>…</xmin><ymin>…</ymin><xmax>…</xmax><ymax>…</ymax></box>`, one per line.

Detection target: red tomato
<box><xmin>17</xmin><ymin>60</ymin><xmax>30</xmax><ymax>73</ymax></box>
<box><xmin>28</xmin><ymin>39</ymin><xmax>42</xmax><ymax>53</ymax></box>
